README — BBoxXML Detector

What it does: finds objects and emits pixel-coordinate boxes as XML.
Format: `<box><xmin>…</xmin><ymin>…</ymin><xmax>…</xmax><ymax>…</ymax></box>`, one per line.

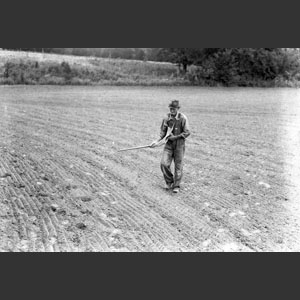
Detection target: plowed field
<box><xmin>1</xmin><ymin>86</ymin><xmax>300</xmax><ymax>252</ymax></box>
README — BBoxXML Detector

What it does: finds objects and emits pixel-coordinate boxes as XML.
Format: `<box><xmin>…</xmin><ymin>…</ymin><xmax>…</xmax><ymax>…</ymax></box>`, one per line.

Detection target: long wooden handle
<box><xmin>118</xmin><ymin>145</ymin><xmax>151</xmax><ymax>152</ymax></box>
<box><xmin>119</xmin><ymin>125</ymin><xmax>175</xmax><ymax>152</ymax></box>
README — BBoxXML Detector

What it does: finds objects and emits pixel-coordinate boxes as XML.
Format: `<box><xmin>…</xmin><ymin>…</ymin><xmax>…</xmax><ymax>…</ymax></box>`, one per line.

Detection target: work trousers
<box><xmin>160</xmin><ymin>141</ymin><xmax>185</xmax><ymax>188</ymax></box>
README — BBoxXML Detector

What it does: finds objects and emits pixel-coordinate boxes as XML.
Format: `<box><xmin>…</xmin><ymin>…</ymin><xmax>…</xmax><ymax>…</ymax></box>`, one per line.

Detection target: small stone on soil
<box><xmin>76</xmin><ymin>223</ymin><xmax>87</xmax><ymax>230</ymax></box>
<box><xmin>203</xmin><ymin>240</ymin><xmax>211</xmax><ymax>247</ymax></box>
<box><xmin>51</xmin><ymin>204</ymin><xmax>59</xmax><ymax>212</ymax></box>
<box><xmin>221</xmin><ymin>243</ymin><xmax>239</xmax><ymax>252</ymax></box>
<box><xmin>37</xmin><ymin>192</ymin><xmax>48</xmax><ymax>197</ymax></box>
<box><xmin>57</xmin><ymin>209</ymin><xmax>67</xmax><ymax>216</ymax></box>
<box><xmin>80</xmin><ymin>196</ymin><xmax>92</xmax><ymax>202</ymax></box>
<box><xmin>0</xmin><ymin>173</ymin><xmax>12</xmax><ymax>178</ymax></box>
<box><xmin>41</xmin><ymin>174</ymin><xmax>49</xmax><ymax>181</ymax></box>
<box><xmin>15</xmin><ymin>183</ymin><xmax>25</xmax><ymax>188</ymax></box>
<box><xmin>241</xmin><ymin>229</ymin><xmax>251</xmax><ymax>236</ymax></box>
<box><xmin>276</xmin><ymin>238</ymin><xmax>284</xmax><ymax>244</ymax></box>
<box><xmin>258</xmin><ymin>181</ymin><xmax>271</xmax><ymax>189</ymax></box>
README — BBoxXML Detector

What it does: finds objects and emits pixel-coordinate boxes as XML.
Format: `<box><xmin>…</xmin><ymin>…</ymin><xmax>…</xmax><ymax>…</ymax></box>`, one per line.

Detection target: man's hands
<box><xmin>150</xmin><ymin>133</ymin><xmax>181</xmax><ymax>148</ymax></box>
<box><xmin>168</xmin><ymin>134</ymin><xmax>178</xmax><ymax>142</ymax></box>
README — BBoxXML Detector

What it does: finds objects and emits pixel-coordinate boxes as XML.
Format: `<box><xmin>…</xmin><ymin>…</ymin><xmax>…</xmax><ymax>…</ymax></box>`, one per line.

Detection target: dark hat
<box><xmin>169</xmin><ymin>100</ymin><xmax>180</xmax><ymax>109</ymax></box>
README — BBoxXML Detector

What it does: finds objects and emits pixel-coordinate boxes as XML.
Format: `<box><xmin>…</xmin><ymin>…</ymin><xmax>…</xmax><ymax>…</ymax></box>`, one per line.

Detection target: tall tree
<box><xmin>157</xmin><ymin>48</ymin><xmax>207</xmax><ymax>73</ymax></box>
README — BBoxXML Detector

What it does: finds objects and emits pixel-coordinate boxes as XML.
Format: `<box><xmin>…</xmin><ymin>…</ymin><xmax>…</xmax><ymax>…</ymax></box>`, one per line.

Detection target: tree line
<box><xmin>1</xmin><ymin>48</ymin><xmax>299</xmax><ymax>86</ymax></box>
<box><xmin>156</xmin><ymin>48</ymin><xmax>300</xmax><ymax>83</ymax></box>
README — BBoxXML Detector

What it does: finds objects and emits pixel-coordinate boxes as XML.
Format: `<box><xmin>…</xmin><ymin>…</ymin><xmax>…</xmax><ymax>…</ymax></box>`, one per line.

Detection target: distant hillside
<box><xmin>0</xmin><ymin>48</ymin><xmax>161</xmax><ymax>61</ymax></box>
<box><xmin>0</xmin><ymin>50</ymin><xmax>188</xmax><ymax>86</ymax></box>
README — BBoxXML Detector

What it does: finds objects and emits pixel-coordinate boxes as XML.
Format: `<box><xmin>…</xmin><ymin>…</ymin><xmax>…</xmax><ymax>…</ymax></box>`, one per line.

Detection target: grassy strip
<box><xmin>0</xmin><ymin>56</ymin><xmax>189</xmax><ymax>86</ymax></box>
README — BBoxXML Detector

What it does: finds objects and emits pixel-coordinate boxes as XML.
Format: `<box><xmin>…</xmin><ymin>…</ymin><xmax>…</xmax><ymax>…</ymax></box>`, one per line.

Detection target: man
<box><xmin>151</xmin><ymin>100</ymin><xmax>191</xmax><ymax>193</ymax></box>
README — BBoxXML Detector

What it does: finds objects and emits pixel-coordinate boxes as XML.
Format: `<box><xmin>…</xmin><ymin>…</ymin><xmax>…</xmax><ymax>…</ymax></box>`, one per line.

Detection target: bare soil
<box><xmin>1</xmin><ymin>86</ymin><xmax>300</xmax><ymax>252</ymax></box>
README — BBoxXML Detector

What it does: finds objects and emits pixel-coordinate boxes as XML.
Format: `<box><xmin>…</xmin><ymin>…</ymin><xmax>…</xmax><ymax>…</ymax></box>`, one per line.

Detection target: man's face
<box><xmin>170</xmin><ymin>107</ymin><xmax>179</xmax><ymax>116</ymax></box>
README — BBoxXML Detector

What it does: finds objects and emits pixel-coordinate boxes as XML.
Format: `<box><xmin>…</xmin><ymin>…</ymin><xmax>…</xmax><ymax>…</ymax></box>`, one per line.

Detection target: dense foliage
<box><xmin>157</xmin><ymin>48</ymin><xmax>300</xmax><ymax>86</ymax></box>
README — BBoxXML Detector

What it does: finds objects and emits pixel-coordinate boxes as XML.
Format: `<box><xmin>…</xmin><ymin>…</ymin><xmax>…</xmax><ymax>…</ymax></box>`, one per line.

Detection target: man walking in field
<box><xmin>151</xmin><ymin>100</ymin><xmax>191</xmax><ymax>193</ymax></box>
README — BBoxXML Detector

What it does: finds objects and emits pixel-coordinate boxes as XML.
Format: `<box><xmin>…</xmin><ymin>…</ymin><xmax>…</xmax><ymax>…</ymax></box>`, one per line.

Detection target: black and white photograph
<box><xmin>0</xmin><ymin>47</ymin><xmax>299</xmax><ymax>252</ymax></box>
